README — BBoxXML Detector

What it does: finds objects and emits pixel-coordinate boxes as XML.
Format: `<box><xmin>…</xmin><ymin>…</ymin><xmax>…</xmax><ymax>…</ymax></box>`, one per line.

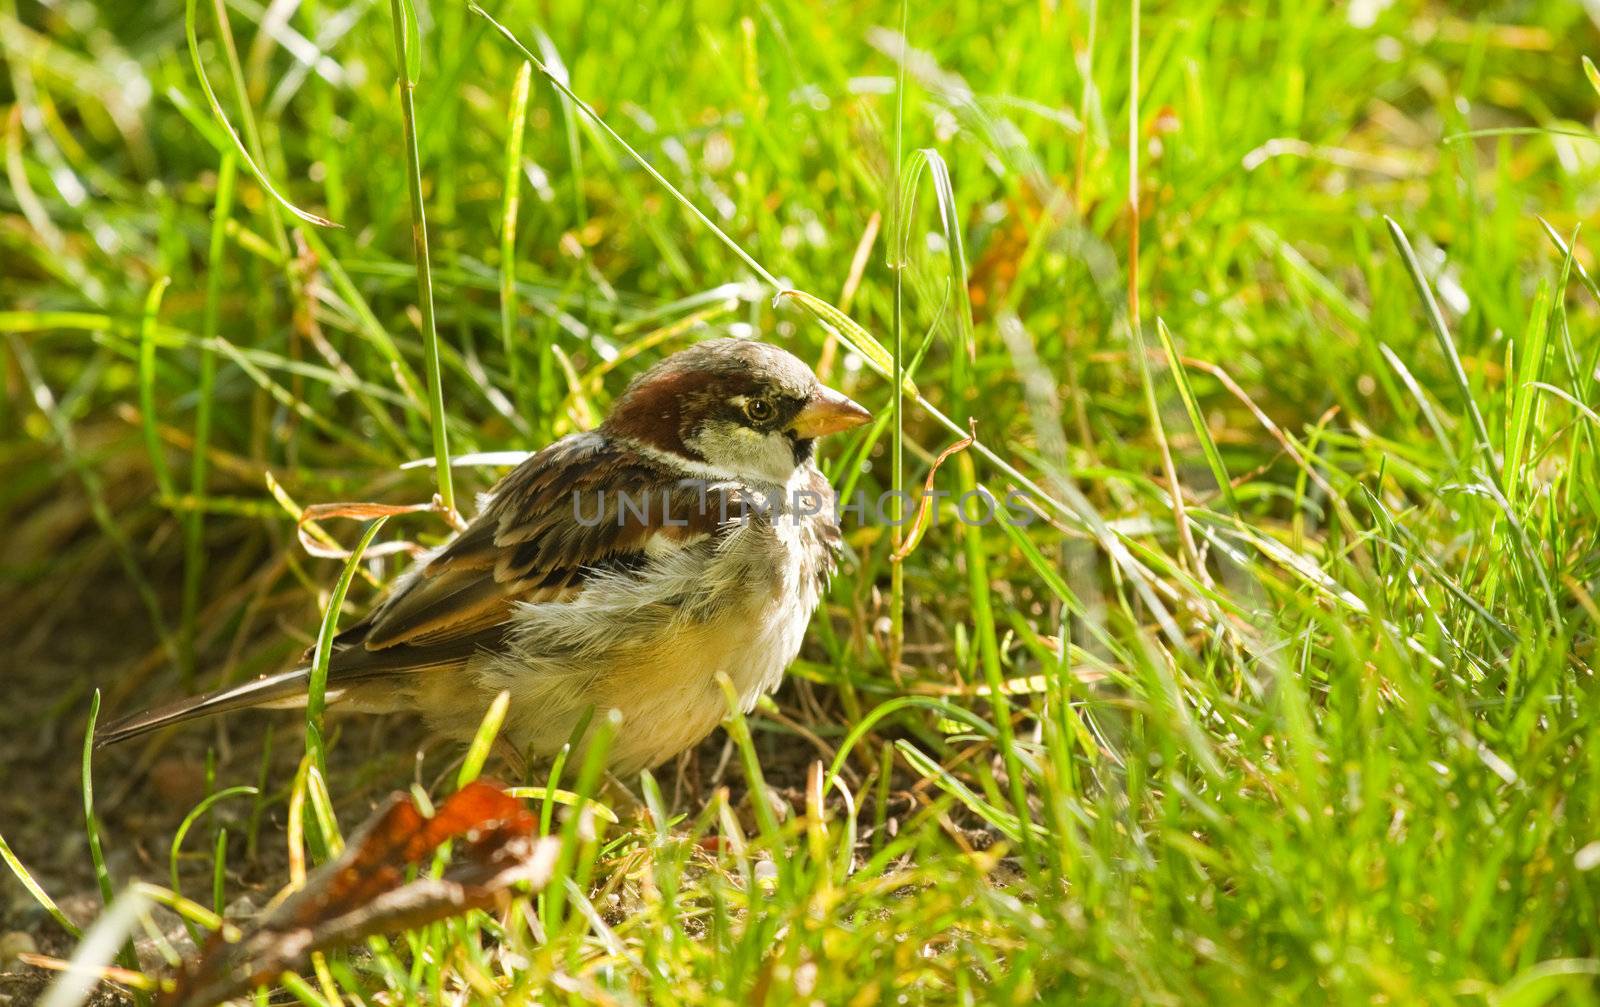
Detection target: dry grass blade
<box><xmin>890</xmin><ymin>420</ymin><xmax>976</xmax><ymax>562</ymax></box>
<box><xmin>294</xmin><ymin>499</ymin><xmax>446</xmax><ymax>559</ymax></box>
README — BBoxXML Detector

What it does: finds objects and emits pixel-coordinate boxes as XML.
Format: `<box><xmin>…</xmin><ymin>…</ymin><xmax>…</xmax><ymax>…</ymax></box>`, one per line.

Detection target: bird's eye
<box><xmin>744</xmin><ymin>398</ymin><xmax>774</xmax><ymax>423</ymax></box>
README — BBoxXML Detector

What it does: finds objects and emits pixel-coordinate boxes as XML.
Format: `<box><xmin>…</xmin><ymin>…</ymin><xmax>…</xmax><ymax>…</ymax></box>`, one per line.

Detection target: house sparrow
<box><xmin>100</xmin><ymin>339</ymin><xmax>871</xmax><ymax>772</ymax></box>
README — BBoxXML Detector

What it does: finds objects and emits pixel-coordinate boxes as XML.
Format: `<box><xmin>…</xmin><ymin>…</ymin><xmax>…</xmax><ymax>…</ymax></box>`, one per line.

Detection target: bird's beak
<box><xmin>789</xmin><ymin>385</ymin><xmax>872</xmax><ymax>439</ymax></box>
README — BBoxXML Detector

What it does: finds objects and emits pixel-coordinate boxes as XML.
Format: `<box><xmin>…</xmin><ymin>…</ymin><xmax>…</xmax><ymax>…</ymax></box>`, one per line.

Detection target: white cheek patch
<box><xmin>752</xmin><ymin>432</ymin><xmax>799</xmax><ymax>482</ymax></box>
<box><xmin>688</xmin><ymin>421</ymin><xmax>798</xmax><ymax>485</ymax></box>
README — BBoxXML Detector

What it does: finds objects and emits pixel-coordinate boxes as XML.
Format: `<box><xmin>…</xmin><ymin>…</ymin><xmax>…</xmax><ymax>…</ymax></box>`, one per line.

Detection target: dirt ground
<box><xmin>0</xmin><ymin>578</ymin><xmax>406</xmax><ymax>1002</ymax></box>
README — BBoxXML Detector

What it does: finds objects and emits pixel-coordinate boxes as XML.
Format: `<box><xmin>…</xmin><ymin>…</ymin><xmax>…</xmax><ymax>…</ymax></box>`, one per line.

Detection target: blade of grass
<box><xmin>305</xmin><ymin>516</ymin><xmax>389</xmax><ymax>774</ymax></box>
<box><xmin>0</xmin><ymin>832</ymin><xmax>83</xmax><ymax>939</ymax></box>
<box><xmin>892</xmin><ymin>134</ymin><xmax>1034</xmax><ymax>858</ymax></box>
<box><xmin>457</xmin><ymin>689</ymin><xmax>511</xmax><ymax>789</ymax></box>
<box><xmin>1155</xmin><ymin>317</ymin><xmax>1236</xmax><ymax>511</ymax></box>
<box><xmin>168</xmin><ymin>785</ymin><xmax>258</xmax><ymax>942</ymax></box>
<box><xmin>499</xmin><ymin>60</ymin><xmax>532</xmax><ymax>402</ymax></box>
<box><xmin>895</xmin><ymin>741</ymin><xmax>1028</xmax><ymax>843</ymax></box>
<box><xmin>305</xmin><ymin>765</ymin><xmax>343</xmax><ymax>856</ymax></box>
<box><xmin>211</xmin><ymin>828</ymin><xmax>228</xmax><ymax>919</ymax></box>
<box><xmin>1378</xmin><ymin>341</ymin><xmax>1458</xmax><ymax>463</ymax></box>
<box><xmin>540</xmin><ymin>709</ymin><xmax>619</xmax><ymax>935</ymax></box>
<box><xmin>1124</xmin><ymin>0</ymin><xmax>1200</xmax><ymax>580</ymax></box>
<box><xmin>36</xmin><ymin>888</ymin><xmax>153</xmax><ymax>1007</ymax></box>
<box><xmin>137</xmin><ymin>276</ymin><xmax>174</xmax><ymax>500</ymax></box>
<box><xmin>717</xmin><ymin>674</ymin><xmax>784</xmax><ymax>853</ymax></box>
<box><xmin>889</xmin><ymin>0</ymin><xmax>909</xmax><ymax>676</ymax></box>
<box><xmin>81</xmin><ymin>691</ymin><xmax>141</xmax><ymax>978</ymax></box>
<box><xmin>777</xmin><ymin>289</ymin><xmax>905</xmax><ymax>391</ymax></box>
<box><xmin>469</xmin><ymin>4</ymin><xmax>782</xmax><ymax>291</ymax></box>
<box><xmin>389</xmin><ymin>0</ymin><xmax>454</xmax><ymax>512</ymax></box>
<box><xmin>825</xmin><ymin>695</ymin><xmax>997</xmax><ymax>791</ymax></box>
<box><xmin>181</xmin><ymin>150</ymin><xmax>237</xmax><ymax>688</ymax></box>
<box><xmin>504</xmin><ymin>787</ymin><xmax>620</xmax><ymax>824</ymax></box>
<box><xmin>1537</xmin><ymin>217</ymin><xmax>1600</xmax><ymax>302</ymax></box>
<box><xmin>937</xmin><ymin>296</ymin><xmax>1033</xmax><ymax>867</ymax></box>
<box><xmin>533</xmin><ymin>27</ymin><xmax>588</xmax><ymax>228</ymax></box>
<box><xmin>183</xmin><ymin>0</ymin><xmax>335</xmax><ymax>228</ymax></box>
<box><xmin>1504</xmin><ymin>280</ymin><xmax>1551</xmax><ymax>500</ymax></box>
<box><xmin>1384</xmin><ymin>216</ymin><xmax>1500</xmax><ymax>485</ymax></box>
<box><xmin>894</xmin><ymin>148</ymin><xmax>974</xmax><ymax>362</ymax></box>
<box><xmin>287</xmin><ymin>754</ymin><xmax>313</xmax><ymax>884</ymax></box>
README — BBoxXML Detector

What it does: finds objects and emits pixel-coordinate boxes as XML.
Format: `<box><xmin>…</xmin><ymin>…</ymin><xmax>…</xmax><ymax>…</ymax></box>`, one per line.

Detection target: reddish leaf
<box><xmin>161</xmin><ymin>780</ymin><xmax>553</xmax><ymax>1007</ymax></box>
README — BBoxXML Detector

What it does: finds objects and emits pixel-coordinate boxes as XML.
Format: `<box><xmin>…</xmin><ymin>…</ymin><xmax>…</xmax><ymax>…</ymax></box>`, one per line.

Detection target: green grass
<box><xmin>4</xmin><ymin>0</ymin><xmax>1600</xmax><ymax>1003</ymax></box>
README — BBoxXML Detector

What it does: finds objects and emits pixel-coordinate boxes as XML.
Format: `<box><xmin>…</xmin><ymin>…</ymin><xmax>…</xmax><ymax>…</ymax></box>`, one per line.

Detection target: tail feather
<box><xmin>95</xmin><ymin>668</ymin><xmax>319</xmax><ymax>748</ymax></box>
<box><xmin>96</xmin><ymin>630</ymin><xmax>494</xmax><ymax>748</ymax></box>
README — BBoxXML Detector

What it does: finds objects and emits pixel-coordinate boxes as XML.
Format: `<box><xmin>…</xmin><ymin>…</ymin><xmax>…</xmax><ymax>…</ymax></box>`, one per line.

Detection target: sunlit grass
<box><xmin>3</xmin><ymin>0</ymin><xmax>1600</xmax><ymax>1004</ymax></box>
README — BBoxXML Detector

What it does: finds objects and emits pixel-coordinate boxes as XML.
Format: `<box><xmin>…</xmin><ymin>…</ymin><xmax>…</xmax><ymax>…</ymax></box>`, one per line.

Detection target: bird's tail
<box><xmin>95</xmin><ymin>668</ymin><xmax>320</xmax><ymax>748</ymax></box>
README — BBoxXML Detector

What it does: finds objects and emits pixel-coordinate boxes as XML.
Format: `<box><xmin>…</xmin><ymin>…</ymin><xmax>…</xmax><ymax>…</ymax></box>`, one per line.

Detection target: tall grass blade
<box><xmin>533</xmin><ymin>27</ymin><xmax>589</xmax><ymax>227</ymax></box>
<box><xmin>388</xmin><ymin>0</ymin><xmax>455</xmax><ymax>512</ymax></box>
<box><xmin>180</xmin><ymin>151</ymin><xmax>237</xmax><ymax>688</ymax></box>
<box><xmin>137</xmin><ymin>276</ymin><xmax>174</xmax><ymax>499</ymax></box>
<box><xmin>1537</xmin><ymin>216</ymin><xmax>1600</xmax><ymax>304</ymax></box>
<box><xmin>889</xmin><ymin>0</ymin><xmax>909</xmax><ymax>676</ymax></box>
<box><xmin>499</xmin><ymin>61</ymin><xmax>532</xmax><ymax>397</ymax></box>
<box><xmin>777</xmin><ymin>289</ymin><xmax>906</xmax><ymax>393</ymax></box>
<box><xmin>893</xmin><ymin>148</ymin><xmax>974</xmax><ymax>363</ymax></box>
<box><xmin>1384</xmin><ymin>216</ymin><xmax>1500</xmax><ymax>484</ymax></box>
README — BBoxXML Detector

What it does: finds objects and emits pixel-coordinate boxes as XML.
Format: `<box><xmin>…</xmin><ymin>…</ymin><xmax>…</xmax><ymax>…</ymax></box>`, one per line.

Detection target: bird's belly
<box><xmin>591</xmin><ymin>607</ymin><xmax>795</xmax><ymax>772</ymax></box>
<box><xmin>464</xmin><ymin>526</ymin><xmax>821</xmax><ymax>773</ymax></box>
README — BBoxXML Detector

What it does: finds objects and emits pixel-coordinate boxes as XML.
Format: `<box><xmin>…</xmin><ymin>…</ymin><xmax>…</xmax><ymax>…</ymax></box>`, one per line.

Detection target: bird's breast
<box><xmin>473</xmin><ymin>469</ymin><xmax>841</xmax><ymax>772</ymax></box>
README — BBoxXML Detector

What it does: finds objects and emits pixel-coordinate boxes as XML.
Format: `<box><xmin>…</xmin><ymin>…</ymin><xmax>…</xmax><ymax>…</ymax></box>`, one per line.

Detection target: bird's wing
<box><xmin>96</xmin><ymin>434</ymin><xmax>738</xmax><ymax>747</ymax></box>
<box><xmin>320</xmin><ymin>432</ymin><xmax>728</xmax><ymax>672</ymax></box>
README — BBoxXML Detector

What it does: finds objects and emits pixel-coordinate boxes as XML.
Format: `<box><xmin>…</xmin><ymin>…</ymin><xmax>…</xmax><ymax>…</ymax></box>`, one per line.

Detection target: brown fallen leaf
<box><xmin>161</xmin><ymin>780</ymin><xmax>557</xmax><ymax>1007</ymax></box>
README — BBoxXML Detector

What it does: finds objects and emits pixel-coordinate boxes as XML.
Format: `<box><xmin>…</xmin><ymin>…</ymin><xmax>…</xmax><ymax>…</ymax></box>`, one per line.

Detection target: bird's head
<box><xmin>602</xmin><ymin>338</ymin><xmax>871</xmax><ymax>485</ymax></box>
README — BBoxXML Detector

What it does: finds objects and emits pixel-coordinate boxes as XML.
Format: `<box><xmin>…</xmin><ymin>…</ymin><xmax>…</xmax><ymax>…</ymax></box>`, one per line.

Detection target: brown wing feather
<box><xmin>320</xmin><ymin>432</ymin><xmax>727</xmax><ymax>672</ymax></box>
